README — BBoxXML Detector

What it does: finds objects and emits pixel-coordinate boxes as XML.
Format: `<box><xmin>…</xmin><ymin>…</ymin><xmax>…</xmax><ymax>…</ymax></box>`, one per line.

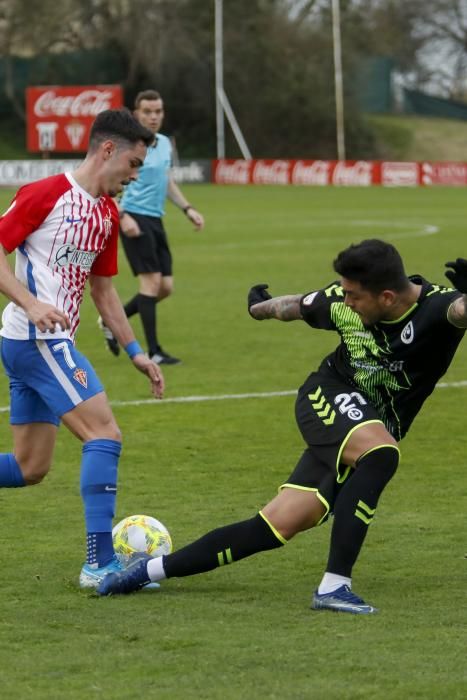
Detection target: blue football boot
<box><xmin>97</xmin><ymin>553</ymin><xmax>154</xmax><ymax>596</ymax></box>
<box><xmin>311</xmin><ymin>585</ymin><xmax>378</xmax><ymax>615</ymax></box>
<box><xmin>79</xmin><ymin>554</ymin><xmax>124</xmax><ymax>589</ymax></box>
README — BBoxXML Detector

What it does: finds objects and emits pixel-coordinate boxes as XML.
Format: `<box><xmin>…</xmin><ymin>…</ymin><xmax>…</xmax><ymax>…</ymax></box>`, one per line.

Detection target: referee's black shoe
<box><xmin>150</xmin><ymin>348</ymin><xmax>181</xmax><ymax>365</ymax></box>
<box><xmin>97</xmin><ymin>317</ymin><xmax>120</xmax><ymax>357</ymax></box>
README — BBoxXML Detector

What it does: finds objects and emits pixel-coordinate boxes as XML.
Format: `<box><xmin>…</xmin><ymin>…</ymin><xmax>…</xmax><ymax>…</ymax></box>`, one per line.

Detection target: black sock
<box><xmin>326</xmin><ymin>445</ymin><xmax>399</xmax><ymax>577</ymax></box>
<box><xmin>137</xmin><ymin>293</ymin><xmax>158</xmax><ymax>356</ymax></box>
<box><xmin>124</xmin><ymin>294</ymin><xmax>140</xmax><ymax>318</ymax></box>
<box><xmin>162</xmin><ymin>513</ymin><xmax>285</xmax><ymax>578</ymax></box>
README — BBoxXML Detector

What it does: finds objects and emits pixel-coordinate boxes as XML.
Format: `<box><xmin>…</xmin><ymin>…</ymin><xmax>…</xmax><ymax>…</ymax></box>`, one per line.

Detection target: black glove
<box><xmin>445</xmin><ymin>258</ymin><xmax>467</xmax><ymax>293</ymax></box>
<box><xmin>248</xmin><ymin>283</ymin><xmax>272</xmax><ymax>316</ymax></box>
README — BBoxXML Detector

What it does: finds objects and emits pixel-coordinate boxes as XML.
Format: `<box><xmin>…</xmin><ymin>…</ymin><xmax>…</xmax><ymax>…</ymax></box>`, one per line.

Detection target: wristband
<box><xmin>183</xmin><ymin>204</ymin><xmax>193</xmax><ymax>214</ymax></box>
<box><xmin>124</xmin><ymin>340</ymin><xmax>143</xmax><ymax>359</ymax></box>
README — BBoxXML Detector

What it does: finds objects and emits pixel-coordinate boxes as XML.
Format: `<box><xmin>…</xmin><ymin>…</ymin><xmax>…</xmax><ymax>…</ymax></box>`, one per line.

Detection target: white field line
<box><xmin>215</xmin><ymin>222</ymin><xmax>440</xmax><ymax>250</ymax></box>
<box><xmin>0</xmin><ymin>380</ymin><xmax>466</xmax><ymax>413</ymax></box>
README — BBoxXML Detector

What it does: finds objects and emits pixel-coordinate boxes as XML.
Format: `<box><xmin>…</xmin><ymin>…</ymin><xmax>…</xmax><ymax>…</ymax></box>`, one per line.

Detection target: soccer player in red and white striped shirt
<box><xmin>0</xmin><ymin>108</ymin><xmax>164</xmax><ymax>588</ymax></box>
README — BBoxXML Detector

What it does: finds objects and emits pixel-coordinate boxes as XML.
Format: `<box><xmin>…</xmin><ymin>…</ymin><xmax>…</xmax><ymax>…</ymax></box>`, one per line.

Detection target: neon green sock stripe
<box><xmin>217</xmin><ymin>548</ymin><xmax>233</xmax><ymax>567</ymax></box>
<box><xmin>355</xmin><ymin>510</ymin><xmax>373</xmax><ymax>525</ymax></box>
<box><xmin>258</xmin><ymin>511</ymin><xmax>288</xmax><ymax>545</ymax></box>
<box><xmin>357</xmin><ymin>499</ymin><xmax>376</xmax><ymax>516</ymax></box>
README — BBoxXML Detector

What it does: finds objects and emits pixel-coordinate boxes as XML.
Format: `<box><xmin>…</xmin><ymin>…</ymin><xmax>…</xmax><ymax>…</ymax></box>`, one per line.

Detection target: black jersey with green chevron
<box><xmin>300</xmin><ymin>276</ymin><xmax>465</xmax><ymax>440</ymax></box>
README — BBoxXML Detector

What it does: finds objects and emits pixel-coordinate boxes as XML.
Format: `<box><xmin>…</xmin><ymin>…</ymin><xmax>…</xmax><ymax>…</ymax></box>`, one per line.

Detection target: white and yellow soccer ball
<box><xmin>112</xmin><ymin>514</ymin><xmax>172</xmax><ymax>559</ymax></box>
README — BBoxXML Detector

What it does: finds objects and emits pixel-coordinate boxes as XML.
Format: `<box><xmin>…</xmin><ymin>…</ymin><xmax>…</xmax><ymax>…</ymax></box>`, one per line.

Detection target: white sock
<box><xmin>147</xmin><ymin>556</ymin><xmax>167</xmax><ymax>582</ymax></box>
<box><xmin>318</xmin><ymin>572</ymin><xmax>351</xmax><ymax>595</ymax></box>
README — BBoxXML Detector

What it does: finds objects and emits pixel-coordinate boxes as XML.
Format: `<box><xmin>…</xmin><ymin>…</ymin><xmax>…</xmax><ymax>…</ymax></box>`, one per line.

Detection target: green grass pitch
<box><xmin>0</xmin><ymin>183</ymin><xmax>466</xmax><ymax>699</ymax></box>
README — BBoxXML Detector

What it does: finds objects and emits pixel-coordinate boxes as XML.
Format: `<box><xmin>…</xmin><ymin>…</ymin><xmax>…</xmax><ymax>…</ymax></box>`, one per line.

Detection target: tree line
<box><xmin>0</xmin><ymin>0</ymin><xmax>466</xmax><ymax>158</ymax></box>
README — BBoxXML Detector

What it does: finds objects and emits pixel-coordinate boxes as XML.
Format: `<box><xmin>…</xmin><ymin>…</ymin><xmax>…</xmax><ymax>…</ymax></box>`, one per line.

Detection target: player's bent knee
<box><xmin>87</xmin><ymin>419</ymin><xmax>121</xmax><ymax>443</ymax></box>
<box><xmin>20</xmin><ymin>459</ymin><xmax>52</xmax><ymax>485</ymax></box>
<box><xmin>262</xmin><ymin>490</ymin><xmax>325</xmax><ymax>540</ymax></box>
<box><xmin>356</xmin><ymin>444</ymin><xmax>400</xmax><ymax>484</ymax></box>
<box><xmin>93</xmin><ymin>427</ymin><xmax>121</xmax><ymax>442</ymax></box>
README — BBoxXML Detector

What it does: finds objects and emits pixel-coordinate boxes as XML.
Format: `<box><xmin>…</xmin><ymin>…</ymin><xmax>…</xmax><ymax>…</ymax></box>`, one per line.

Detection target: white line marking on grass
<box><xmin>0</xmin><ymin>380</ymin><xmax>465</xmax><ymax>413</ymax></box>
<box><xmin>215</xmin><ymin>222</ymin><xmax>439</xmax><ymax>250</ymax></box>
<box><xmin>352</xmin><ymin>221</ymin><xmax>439</xmax><ymax>240</ymax></box>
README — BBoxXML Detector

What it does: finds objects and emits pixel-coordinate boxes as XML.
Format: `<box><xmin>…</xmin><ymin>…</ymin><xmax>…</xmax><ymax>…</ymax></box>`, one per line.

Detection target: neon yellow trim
<box><xmin>355</xmin><ymin>511</ymin><xmax>373</xmax><ymax>525</ymax></box>
<box><xmin>325</xmin><ymin>283</ymin><xmax>344</xmax><ymax>298</ymax></box>
<box><xmin>276</xmin><ymin>486</ymin><xmax>330</xmax><ymax>527</ymax></box>
<box><xmin>379</xmin><ymin>302</ymin><xmax>418</xmax><ymax>324</ymax></box>
<box><xmin>217</xmin><ymin>552</ymin><xmax>224</xmax><ymax>567</ymax></box>
<box><xmin>313</xmin><ymin>395</ymin><xmax>326</xmax><ymax>410</ymax></box>
<box><xmin>359</xmin><ymin>443</ymin><xmax>400</xmax><ymax>461</ymax></box>
<box><xmin>308</xmin><ymin>387</ymin><xmax>322</xmax><ymax>402</ymax></box>
<box><xmin>317</xmin><ymin>403</ymin><xmax>332</xmax><ymax>418</ymax></box>
<box><xmin>335</xmin><ymin>420</ymin><xmax>384</xmax><ymax>483</ymax></box>
<box><xmin>339</xmin><ymin>465</ymin><xmax>352</xmax><ymax>483</ymax></box>
<box><xmin>357</xmin><ymin>499</ymin><xmax>376</xmax><ymax>516</ymax></box>
<box><xmin>258</xmin><ymin>511</ymin><xmax>288</xmax><ymax>544</ymax></box>
<box><xmin>225</xmin><ymin>548</ymin><xmax>233</xmax><ymax>564</ymax></box>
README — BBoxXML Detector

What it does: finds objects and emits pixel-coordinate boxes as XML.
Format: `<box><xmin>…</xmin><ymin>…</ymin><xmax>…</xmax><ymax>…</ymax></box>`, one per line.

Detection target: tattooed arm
<box><xmin>250</xmin><ymin>295</ymin><xmax>303</xmax><ymax>321</ymax></box>
<box><xmin>447</xmin><ymin>295</ymin><xmax>467</xmax><ymax>328</ymax></box>
<box><xmin>445</xmin><ymin>258</ymin><xmax>467</xmax><ymax>328</ymax></box>
<box><xmin>445</xmin><ymin>259</ymin><xmax>467</xmax><ymax>328</ymax></box>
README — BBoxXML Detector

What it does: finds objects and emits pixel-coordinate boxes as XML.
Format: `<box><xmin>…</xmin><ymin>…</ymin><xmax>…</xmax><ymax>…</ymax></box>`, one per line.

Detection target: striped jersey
<box><xmin>300</xmin><ymin>277</ymin><xmax>465</xmax><ymax>440</ymax></box>
<box><xmin>0</xmin><ymin>172</ymin><xmax>119</xmax><ymax>341</ymax></box>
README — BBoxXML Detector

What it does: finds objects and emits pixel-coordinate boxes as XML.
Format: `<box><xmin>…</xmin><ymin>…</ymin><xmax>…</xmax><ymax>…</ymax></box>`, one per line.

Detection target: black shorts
<box><xmin>120</xmin><ymin>213</ymin><xmax>172</xmax><ymax>276</ymax></box>
<box><xmin>280</xmin><ymin>448</ymin><xmax>353</xmax><ymax>525</ymax></box>
<box><xmin>294</xmin><ymin>368</ymin><xmax>384</xmax><ymax>480</ymax></box>
<box><xmin>280</xmin><ymin>367</ymin><xmax>385</xmax><ymax>523</ymax></box>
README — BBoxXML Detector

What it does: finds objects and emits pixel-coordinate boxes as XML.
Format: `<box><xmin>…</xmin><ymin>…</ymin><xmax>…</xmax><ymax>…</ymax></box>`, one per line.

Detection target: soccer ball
<box><xmin>112</xmin><ymin>514</ymin><xmax>172</xmax><ymax>559</ymax></box>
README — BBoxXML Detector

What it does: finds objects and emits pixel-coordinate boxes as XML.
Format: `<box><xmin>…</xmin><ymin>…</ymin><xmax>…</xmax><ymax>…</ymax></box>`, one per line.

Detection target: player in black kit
<box><xmin>98</xmin><ymin>240</ymin><xmax>467</xmax><ymax>614</ymax></box>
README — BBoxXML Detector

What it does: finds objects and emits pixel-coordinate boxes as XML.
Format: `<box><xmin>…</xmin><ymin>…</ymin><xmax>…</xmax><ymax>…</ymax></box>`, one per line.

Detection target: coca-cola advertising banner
<box><xmin>212</xmin><ymin>159</ymin><xmax>467</xmax><ymax>186</ymax></box>
<box><xmin>26</xmin><ymin>85</ymin><xmax>123</xmax><ymax>153</ymax></box>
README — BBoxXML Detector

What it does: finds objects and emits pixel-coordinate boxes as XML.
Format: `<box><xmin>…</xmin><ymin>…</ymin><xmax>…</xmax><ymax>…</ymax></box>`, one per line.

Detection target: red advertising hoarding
<box><xmin>213</xmin><ymin>159</ymin><xmax>382</xmax><ymax>186</ymax></box>
<box><xmin>26</xmin><ymin>85</ymin><xmax>123</xmax><ymax>153</ymax></box>
<box><xmin>212</xmin><ymin>159</ymin><xmax>467</xmax><ymax>186</ymax></box>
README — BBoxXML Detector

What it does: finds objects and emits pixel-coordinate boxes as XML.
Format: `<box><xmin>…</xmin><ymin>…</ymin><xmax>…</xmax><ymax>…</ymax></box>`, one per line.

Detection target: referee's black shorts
<box><xmin>280</xmin><ymin>367</ymin><xmax>385</xmax><ymax>523</ymax></box>
<box><xmin>120</xmin><ymin>212</ymin><xmax>172</xmax><ymax>276</ymax></box>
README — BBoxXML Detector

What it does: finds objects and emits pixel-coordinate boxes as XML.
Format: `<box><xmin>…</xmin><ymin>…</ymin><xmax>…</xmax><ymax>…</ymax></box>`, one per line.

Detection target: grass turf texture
<box><xmin>0</xmin><ymin>184</ymin><xmax>466</xmax><ymax>699</ymax></box>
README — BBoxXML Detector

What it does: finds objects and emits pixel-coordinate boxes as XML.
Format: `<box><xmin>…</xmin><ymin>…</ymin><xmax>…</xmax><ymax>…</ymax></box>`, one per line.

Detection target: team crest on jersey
<box><xmin>73</xmin><ymin>368</ymin><xmax>88</xmax><ymax>388</ymax></box>
<box><xmin>302</xmin><ymin>292</ymin><xmax>318</xmax><ymax>306</ymax></box>
<box><xmin>401</xmin><ymin>321</ymin><xmax>414</xmax><ymax>344</ymax></box>
<box><xmin>103</xmin><ymin>211</ymin><xmax>113</xmax><ymax>236</ymax></box>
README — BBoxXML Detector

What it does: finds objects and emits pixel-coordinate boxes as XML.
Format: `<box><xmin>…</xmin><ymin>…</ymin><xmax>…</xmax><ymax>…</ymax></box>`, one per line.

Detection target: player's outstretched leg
<box><xmin>97</xmin><ymin>512</ymin><xmax>285</xmax><ymax>596</ymax></box>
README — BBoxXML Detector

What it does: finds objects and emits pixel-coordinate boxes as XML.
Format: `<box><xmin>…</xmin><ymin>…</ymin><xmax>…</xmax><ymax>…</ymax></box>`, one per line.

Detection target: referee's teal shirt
<box><xmin>121</xmin><ymin>133</ymin><xmax>172</xmax><ymax>217</ymax></box>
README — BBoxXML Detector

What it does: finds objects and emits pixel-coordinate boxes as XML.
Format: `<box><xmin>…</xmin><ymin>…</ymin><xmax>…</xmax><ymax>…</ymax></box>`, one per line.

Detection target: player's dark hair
<box><xmin>333</xmin><ymin>239</ymin><xmax>409</xmax><ymax>293</ymax></box>
<box><xmin>134</xmin><ymin>89</ymin><xmax>162</xmax><ymax>108</ymax></box>
<box><xmin>88</xmin><ymin>108</ymin><xmax>154</xmax><ymax>151</ymax></box>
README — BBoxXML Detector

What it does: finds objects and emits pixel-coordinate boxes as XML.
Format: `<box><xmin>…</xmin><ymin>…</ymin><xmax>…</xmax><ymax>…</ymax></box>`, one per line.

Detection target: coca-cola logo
<box><xmin>332</xmin><ymin>161</ymin><xmax>373</xmax><ymax>186</ymax></box>
<box><xmin>291</xmin><ymin>160</ymin><xmax>330</xmax><ymax>185</ymax></box>
<box><xmin>215</xmin><ymin>160</ymin><xmax>251</xmax><ymax>184</ymax></box>
<box><xmin>252</xmin><ymin>160</ymin><xmax>290</xmax><ymax>185</ymax></box>
<box><xmin>34</xmin><ymin>90</ymin><xmax>114</xmax><ymax>118</ymax></box>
